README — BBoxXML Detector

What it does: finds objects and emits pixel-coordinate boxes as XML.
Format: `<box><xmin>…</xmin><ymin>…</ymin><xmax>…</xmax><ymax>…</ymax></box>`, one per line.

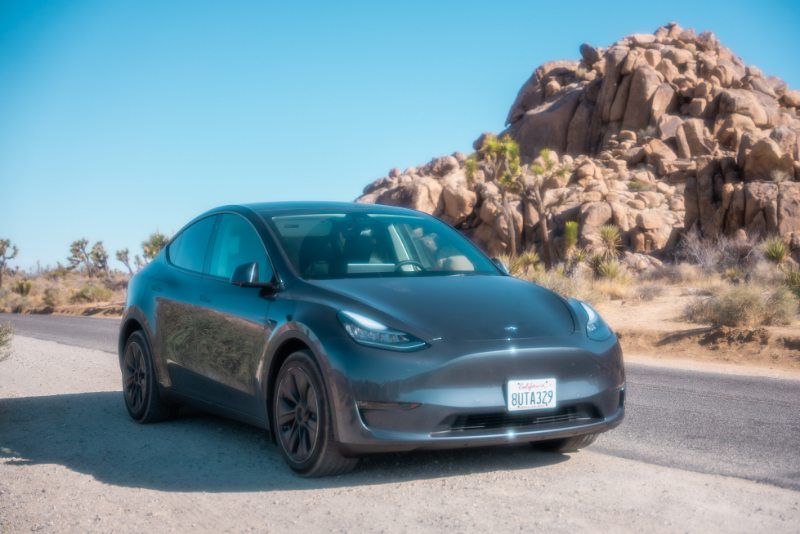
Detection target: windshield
<box><xmin>267</xmin><ymin>212</ymin><xmax>499</xmax><ymax>279</ymax></box>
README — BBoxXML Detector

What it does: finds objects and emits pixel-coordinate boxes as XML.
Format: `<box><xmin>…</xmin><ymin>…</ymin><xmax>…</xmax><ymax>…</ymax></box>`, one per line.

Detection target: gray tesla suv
<box><xmin>118</xmin><ymin>202</ymin><xmax>625</xmax><ymax>476</ymax></box>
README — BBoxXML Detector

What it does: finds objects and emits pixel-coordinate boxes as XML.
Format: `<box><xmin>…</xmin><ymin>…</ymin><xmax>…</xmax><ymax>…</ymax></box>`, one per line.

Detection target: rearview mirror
<box><xmin>231</xmin><ymin>262</ymin><xmax>274</xmax><ymax>289</ymax></box>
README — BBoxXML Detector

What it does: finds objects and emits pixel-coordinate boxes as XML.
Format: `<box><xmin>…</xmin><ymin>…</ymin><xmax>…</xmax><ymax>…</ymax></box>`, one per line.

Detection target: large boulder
<box><xmin>442</xmin><ymin>186</ymin><xmax>477</xmax><ymax>225</ymax></box>
<box><xmin>375</xmin><ymin>177</ymin><xmax>443</xmax><ymax>215</ymax></box>
<box><xmin>778</xmin><ymin>182</ymin><xmax>800</xmax><ymax>238</ymax></box>
<box><xmin>718</xmin><ymin>89</ymin><xmax>769</xmax><ymax>127</ymax></box>
<box><xmin>580</xmin><ymin>201</ymin><xmax>613</xmax><ymax>228</ymax></box>
<box><xmin>742</xmin><ymin>138</ymin><xmax>795</xmax><ymax>181</ymax></box>
<box><xmin>622</xmin><ymin>66</ymin><xmax>661</xmax><ymax>130</ymax></box>
<box><xmin>507</xmin><ymin>87</ymin><xmax>583</xmax><ymax>157</ymax></box>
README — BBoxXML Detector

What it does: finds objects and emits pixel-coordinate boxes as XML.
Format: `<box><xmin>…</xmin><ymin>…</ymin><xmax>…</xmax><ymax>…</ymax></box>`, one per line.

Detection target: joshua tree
<box><xmin>68</xmin><ymin>239</ymin><xmax>109</xmax><ymax>277</ymax></box>
<box><xmin>0</xmin><ymin>239</ymin><xmax>18</xmax><ymax>289</ymax></box>
<box><xmin>90</xmin><ymin>241</ymin><xmax>109</xmax><ymax>277</ymax></box>
<box><xmin>116</xmin><ymin>248</ymin><xmax>134</xmax><ymax>275</ymax></box>
<box><xmin>142</xmin><ymin>232</ymin><xmax>169</xmax><ymax>263</ymax></box>
<box><xmin>466</xmin><ymin>134</ymin><xmax>522</xmax><ymax>256</ymax></box>
<box><xmin>68</xmin><ymin>239</ymin><xmax>94</xmax><ymax>277</ymax></box>
<box><xmin>521</xmin><ymin>148</ymin><xmax>571</xmax><ymax>269</ymax></box>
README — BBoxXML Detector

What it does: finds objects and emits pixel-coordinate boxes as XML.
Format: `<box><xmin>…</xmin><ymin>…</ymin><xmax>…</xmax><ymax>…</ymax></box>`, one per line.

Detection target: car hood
<box><xmin>308</xmin><ymin>275</ymin><xmax>575</xmax><ymax>341</ymax></box>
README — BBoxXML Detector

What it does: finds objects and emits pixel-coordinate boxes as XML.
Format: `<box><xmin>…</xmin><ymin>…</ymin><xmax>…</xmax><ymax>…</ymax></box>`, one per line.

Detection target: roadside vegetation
<box><xmin>498</xmin><ymin>223</ymin><xmax>799</xmax><ymax>329</ymax></box>
<box><xmin>0</xmin><ymin>232</ymin><xmax>169</xmax><ymax>315</ymax></box>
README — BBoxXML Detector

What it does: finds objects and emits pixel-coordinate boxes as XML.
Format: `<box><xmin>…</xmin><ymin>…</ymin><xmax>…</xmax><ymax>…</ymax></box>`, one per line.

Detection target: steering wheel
<box><xmin>395</xmin><ymin>260</ymin><xmax>425</xmax><ymax>272</ymax></box>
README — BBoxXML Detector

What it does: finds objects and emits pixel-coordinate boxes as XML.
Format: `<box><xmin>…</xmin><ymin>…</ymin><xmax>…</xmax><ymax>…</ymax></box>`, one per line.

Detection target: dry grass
<box><xmin>0</xmin><ymin>271</ymin><xmax>126</xmax><ymax>314</ymax></box>
<box><xmin>677</xmin><ymin>229</ymin><xmax>762</xmax><ymax>273</ymax></box>
<box><xmin>70</xmin><ymin>283</ymin><xmax>115</xmax><ymax>304</ymax></box>
<box><xmin>784</xmin><ymin>266</ymin><xmax>800</xmax><ymax>298</ymax></box>
<box><xmin>630</xmin><ymin>283</ymin><xmax>665</xmax><ymax>302</ymax></box>
<box><xmin>684</xmin><ymin>285</ymin><xmax>797</xmax><ymax>327</ymax></box>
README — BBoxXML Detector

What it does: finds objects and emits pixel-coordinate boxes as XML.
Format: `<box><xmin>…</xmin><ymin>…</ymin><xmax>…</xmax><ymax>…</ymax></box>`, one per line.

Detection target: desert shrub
<box><xmin>43</xmin><ymin>264</ymin><xmax>71</xmax><ymax>280</ymax></box>
<box><xmin>597</xmin><ymin>225</ymin><xmax>622</xmax><ymax>260</ymax></box>
<box><xmin>632</xmin><ymin>283</ymin><xmax>664</xmax><ymax>301</ymax></box>
<box><xmin>643</xmin><ymin>262</ymin><xmax>703</xmax><ymax>283</ymax></box>
<box><xmin>784</xmin><ymin>267</ymin><xmax>800</xmax><ymax>298</ymax></box>
<box><xmin>529</xmin><ymin>267</ymin><xmax>606</xmax><ymax>305</ymax></box>
<box><xmin>636</xmin><ymin>124</ymin><xmax>658</xmax><ymax>141</ymax></box>
<box><xmin>509</xmin><ymin>250</ymin><xmax>540</xmax><ymax>277</ymax></box>
<box><xmin>12</xmin><ymin>279</ymin><xmax>32</xmax><ymax>296</ymax></box>
<box><xmin>564</xmin><ymin>246</ymin><xmax>589</xmax><ymax>276</ymax></box>
<box><xmin>70</xmin><ymin>284</ymin><xmax>114</xmax><ymax>304</ymax></box>
<box><xmin>677</xmin><ymin>228</ymin><xmax>761</xmax><ymax>273</ymax></box>
<box><xmin>531</xmin><ymin>268</ymin><xmax>578</xmax><ymax>297</ymax></box>
<box><xmin>497</xmin><ymin>251</ymin><xmax>540</xmax><ymax>278</ymax></box>
<box><xmin>684</xmin><ymin>285</ymin><xmax>796</xmax><ymax>327</ymax></box>
<box><xmin>0</xmin><ymin>293</ymin><xmax>32</xmax><ymax>313</ymax></box>
<box><xmin>0</xmin><ymin>321</ymin><xmax>12</xmax><ymax>362</ymax></box>
<box><xmin>762</xmin><ymin>236</ymin><xmax>789</xmax><ymax>264</ymax></box>
<box><xmin>768</xmin><ymin>287</ymin><xmax>799</xmax><ymax>322</ymax></box>
<box><xmin>42</xmin><ymin>287</ymin><xmax>61</xmax><ymax>307</ymax></box>
<box><xmin>588</xmin><ymin>255</ymin><xmax>625</xmax><ymax>280</ymax></box>
<box><xmin>740</xmin><ymin>260</ymin><xmax>785</xmax><ymax>287</ymax></box>
<box><xmin>593</xmin><ymin>278</ymin><xmax>631</xmax><ymax>300</ymax></box>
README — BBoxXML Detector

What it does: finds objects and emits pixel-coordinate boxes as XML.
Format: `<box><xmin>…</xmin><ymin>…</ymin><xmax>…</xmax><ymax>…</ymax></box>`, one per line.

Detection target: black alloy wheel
<box><xmin>272</xmin><ymin>351</ymin><xmax>358</xmax><ymax>476</ymax></box>
<box><xmin>276</xmin><ymin>366</ymin><xmax>320</xmax><ymax>463</ymax></box>
<box><xmin>121</xmin><ymin>331</ymin><xmax>176</xmax><ymax>423</ymax></box>
<box><xmin>123</xmin><ymin>340</ymin><xmax>148</xmax><ymax>415</ymax></box>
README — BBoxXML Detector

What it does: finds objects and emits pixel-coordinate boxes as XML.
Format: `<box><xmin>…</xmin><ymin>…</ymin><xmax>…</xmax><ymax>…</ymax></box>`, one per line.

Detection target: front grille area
<box><xmin>433</xmin><ymin>405</ymin><xmax>598</xmax><ymax>436</ymax></box>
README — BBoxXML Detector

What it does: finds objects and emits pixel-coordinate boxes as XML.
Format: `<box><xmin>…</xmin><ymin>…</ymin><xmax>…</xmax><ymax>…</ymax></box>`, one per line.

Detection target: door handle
<box><xmin>151</xmin><ymin>284</ymin><xmax>163</xmax><ymax>293</ymax></box>
<box><xmin>199</xmin><ymin>294</ymin><xmax>211</xmax><ymax>303</ymax></box>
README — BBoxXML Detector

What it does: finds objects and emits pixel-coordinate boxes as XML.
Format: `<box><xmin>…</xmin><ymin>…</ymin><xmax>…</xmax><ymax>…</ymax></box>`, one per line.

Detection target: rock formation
<box><xmin>357</xmin><ymin>23</ymin><xmax>800</xmax><ymax>263</ymax></box>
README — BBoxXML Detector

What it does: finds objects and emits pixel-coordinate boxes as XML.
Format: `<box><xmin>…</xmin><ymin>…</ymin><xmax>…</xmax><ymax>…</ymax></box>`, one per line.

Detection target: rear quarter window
<box><xmin>167</xmin><ymin>215</ymin><xmax>217</xmax><ymax>273</ymax></box>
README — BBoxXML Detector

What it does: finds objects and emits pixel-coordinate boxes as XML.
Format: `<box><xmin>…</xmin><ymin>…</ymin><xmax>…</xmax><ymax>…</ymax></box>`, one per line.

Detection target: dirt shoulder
<box><xmin>598</xmin><ymin>286</ymin><xmax>800</xmax><ymax>374</ymax></box>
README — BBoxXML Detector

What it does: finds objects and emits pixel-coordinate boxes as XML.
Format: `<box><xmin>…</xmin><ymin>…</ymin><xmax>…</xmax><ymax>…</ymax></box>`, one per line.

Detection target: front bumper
<box><xmin>321</xmin><ymin>333</ymin><xmax>626</xmax><ymax>454</ymax></box>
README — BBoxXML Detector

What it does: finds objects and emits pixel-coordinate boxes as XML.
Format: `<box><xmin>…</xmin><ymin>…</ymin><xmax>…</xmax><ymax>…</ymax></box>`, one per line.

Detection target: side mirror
<box><xmin>491</xmin><ymin>258</ymin><xmax>510</xmax><ymax>275</ymax></box>
<box><xmin>231</xmin><ymin>261</ymin><xmax>275</xmax><ymax>290</ymax></box>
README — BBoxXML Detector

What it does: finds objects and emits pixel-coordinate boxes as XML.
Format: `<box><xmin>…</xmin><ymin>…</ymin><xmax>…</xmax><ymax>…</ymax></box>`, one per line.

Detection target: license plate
<box><xmin>507</xmin><ymin>378</ymin><xmax>557</xmax><ymax>411</ymax></box>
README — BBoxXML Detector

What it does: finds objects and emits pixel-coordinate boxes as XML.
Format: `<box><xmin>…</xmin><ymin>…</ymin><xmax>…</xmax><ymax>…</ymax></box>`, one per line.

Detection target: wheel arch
<box><xmin>119</xmin><ymin>317</ymin><xmax>145</xmax><ymax>360</ymax></box>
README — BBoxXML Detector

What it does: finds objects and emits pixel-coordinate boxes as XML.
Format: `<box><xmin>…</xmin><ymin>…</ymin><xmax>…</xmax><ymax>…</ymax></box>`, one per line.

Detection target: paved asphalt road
<box><xmin>2</xmin><ymin>312</ymin><xmax>799</xmax><ymax>491</ymax></box>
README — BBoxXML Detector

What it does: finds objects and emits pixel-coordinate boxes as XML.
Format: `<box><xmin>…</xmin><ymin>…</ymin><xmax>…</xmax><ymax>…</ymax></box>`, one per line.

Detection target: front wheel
<box><xmin>532</xmin><ymin>433</ymin><xmax>598</xmax><ymax>452</ymax></box>
<box><xmin>272</xmin><ymin>351</ymin><xmax>358</xmax><ymax>477</ymax></box>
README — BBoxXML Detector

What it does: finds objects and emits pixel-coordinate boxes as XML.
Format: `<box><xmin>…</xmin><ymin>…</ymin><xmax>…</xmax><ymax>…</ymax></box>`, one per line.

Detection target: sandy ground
<box><xmin>1</xmin><ymin>335</ymin><xmax>799</xmax><ymax>533</ymax></box>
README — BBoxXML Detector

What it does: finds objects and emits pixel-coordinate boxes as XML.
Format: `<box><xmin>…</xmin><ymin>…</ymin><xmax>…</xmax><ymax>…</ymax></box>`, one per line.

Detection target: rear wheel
<box><xmin>532</xmin><ymin>433</ymin><xmax>598</xmax><ymax>452</ymax></box>
<box><xmin>273</xmin><ymin>351</ymin><xmax>358</xmax><ymax>477</ymax></box>
<box><xmin>122</xmin><ymin>331</ymin><xmax>176</xmax><ymax>423</ymax></box>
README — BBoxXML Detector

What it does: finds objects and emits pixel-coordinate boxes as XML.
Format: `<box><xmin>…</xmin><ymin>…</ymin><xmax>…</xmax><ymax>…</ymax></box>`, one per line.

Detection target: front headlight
<box><xmin>337</xmin><ymin>311</ymin><xmax>428</xmax><ymax>351</ymax></box>
<box><xmin>576</xmin><ymin>300</ymin><xmax>612</xmax><ymax>341</ymax></box>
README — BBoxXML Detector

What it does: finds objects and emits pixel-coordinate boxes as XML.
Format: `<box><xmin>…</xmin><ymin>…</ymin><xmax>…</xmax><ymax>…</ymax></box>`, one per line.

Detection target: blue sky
<box><xmin>1</xmin><ymin>0</ymin><xmax>799</xmax><ymax>269</ymax></box>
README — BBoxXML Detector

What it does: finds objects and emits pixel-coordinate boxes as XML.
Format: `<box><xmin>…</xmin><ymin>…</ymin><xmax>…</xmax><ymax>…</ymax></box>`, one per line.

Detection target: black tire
<box><xmin>272</xmin><ymin>351</ymin><xmax>358</xmax><ymax>477</ymax></box>
<box><xmin>121</xmin><ymin>331</ymin><xmax>177</xmax><ymax>423</ymax></box>
<box><xmin>532</xmin><ymin>433</ymin><xmax>598</xmax><ymax>452</ymax></box>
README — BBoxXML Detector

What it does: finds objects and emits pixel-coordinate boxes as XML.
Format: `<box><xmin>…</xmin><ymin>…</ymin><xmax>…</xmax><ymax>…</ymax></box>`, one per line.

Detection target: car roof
<box><xmin>233</xmin><ymin>201</ymin><xmax>424</xmax><ymax>217</ymax></box>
